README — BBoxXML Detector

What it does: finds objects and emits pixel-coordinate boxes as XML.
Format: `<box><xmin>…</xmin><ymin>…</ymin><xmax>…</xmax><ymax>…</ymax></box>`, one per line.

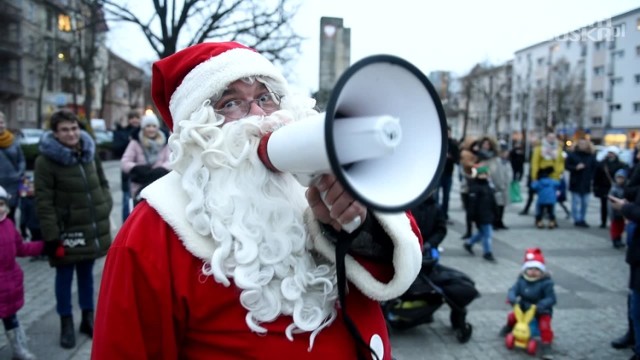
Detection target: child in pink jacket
<box><xmin>0</xmin><ymin>185</ymin><xmax>45</xmax><ymax>359</ymax></box>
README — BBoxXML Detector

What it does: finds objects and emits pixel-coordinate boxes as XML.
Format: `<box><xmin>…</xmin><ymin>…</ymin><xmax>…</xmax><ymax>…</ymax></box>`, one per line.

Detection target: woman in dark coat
<box><xmin>34</xmin><ymin>109</ymin><xmax>112</xmax><ymax>349</ymax></box>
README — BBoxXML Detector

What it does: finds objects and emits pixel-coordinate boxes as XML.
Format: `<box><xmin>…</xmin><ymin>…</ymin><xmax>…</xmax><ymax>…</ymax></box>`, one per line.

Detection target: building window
<box><xmin>537</xmin><ymin>57</ymin><xmax>544</xmax><ymax>65</ymax></box>
<box><xmin>595</xmin><ymin>41</ymin><xmax>605</xmax><ymax>51</ymax></box>
<box><xmin>637</xmin><ymin>45</ymin><xmax>640</xmax><ymax>56</ymax></box>
<box><xmin>58</xmin><ymin>14</ymin><xmax>72</xmax><ymax>32</ymax></box>
<box><xmin>593</xmin><ymin>91</ymin><xmax>604</xmax><ymax>100</ymax></box>
<box><xmin>611</xmin><ymin>77</ymin><xmax>623</xmax><ymax>85</ymax></box>
<box><xmin>613</xmin><ymin>50</ymin><xmax>624</xmax><ymax>58</ymax></box>
<box><xmin>634</xmin><ymin>102</ymin><xmax>640</xmax><ymax>113</ymax></box>
<box><xmin>592</xmin><ymin>116</ymin><xmax>603</xmax><ymax>125</ymax></box>
<box><xmin>594</xmin><ymin>66</ymin><xmax>605</xmax><ymax>76</ymax></box>
<box><xmin>609</xmin><ymin>104</ymin><xmax>622</xmax><ymax>111</ymax></box>
<box><xmin>46</xmin><ymin>8</ymin><xmax>54</xmax><ymax>31</ymax></box>
<box><xmin>635</xmin><ymin>74</ymin><xmax>640</xmax><ymax>84</ymax></box>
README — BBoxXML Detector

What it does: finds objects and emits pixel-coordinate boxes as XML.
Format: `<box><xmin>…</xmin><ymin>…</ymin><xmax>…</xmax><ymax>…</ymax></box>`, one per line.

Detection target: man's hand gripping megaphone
<box><xmin>305</xmin><ymin>174</ymin><xmax>367</xmax><ymax>233</ymax></box>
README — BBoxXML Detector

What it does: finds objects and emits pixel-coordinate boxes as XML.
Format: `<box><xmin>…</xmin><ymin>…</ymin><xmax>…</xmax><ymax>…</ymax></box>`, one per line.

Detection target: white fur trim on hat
<box><xmin>168</xmin><ymin>48</ymin><xmax>288</xmax><ymax>131</ymax></box>
<box><xmin>522</xmin><ymin>260</ymin><xmax>546</xmax><ymax>272</ymax></box>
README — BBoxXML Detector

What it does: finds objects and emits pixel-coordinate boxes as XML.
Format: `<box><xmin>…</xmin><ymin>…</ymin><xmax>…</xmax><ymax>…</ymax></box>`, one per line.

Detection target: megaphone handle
<box><xmin>319</xmin><ymin>190</ymin><xmax>362</xmax><ymax>234</ymax></box>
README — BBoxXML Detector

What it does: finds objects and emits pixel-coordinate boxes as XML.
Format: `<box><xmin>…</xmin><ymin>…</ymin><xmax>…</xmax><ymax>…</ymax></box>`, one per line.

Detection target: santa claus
<box><xmin>93</xmin><ymin>41</ymin><xmax>422</xmax><ymax>360</ymax></box>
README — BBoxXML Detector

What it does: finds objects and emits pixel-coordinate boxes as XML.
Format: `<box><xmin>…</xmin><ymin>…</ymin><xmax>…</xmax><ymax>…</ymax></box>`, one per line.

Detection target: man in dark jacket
<box><xmin>610</xmin><ymin>147</ymin><xmax>640</xmax><ymax>352</ymax></box>
<box><xmin>34</xmin><ymin>109</ymin><xmax>112</xmax><ymax>349</ymax></box>
<box><xmin>610</xmin><ymin>168</ymin><xmax>640</xmax><ymax>359</ymax></box>
<box><xmin>565</xmin><ymin>139</ymin><xmax>597</xmax><ymax>227</ymax></box>
<box><xmin>111</xmin><ymin>110</ymin><xmax>140</xmax><ymax>221</ymax></box>
<box><xmin>593</xmin><ymin>146</ymin><xmax>628</xmax><ymax>228</ymax></box>
<box><xmin>509</xmin><ymin>141</ymin><xmax>526</xmax><ymax>182</ymax></box>
<box><xmin>435</xmin><ymin>126</ymin><xmax>459</xmax><ymax>222</ymax></box>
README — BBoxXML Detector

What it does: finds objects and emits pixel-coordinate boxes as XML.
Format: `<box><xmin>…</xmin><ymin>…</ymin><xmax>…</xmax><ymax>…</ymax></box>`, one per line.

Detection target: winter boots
<box><xmin>59</xmin><ymin>311</ymin><xmax>93</xmax><ymax>348</ymax></box>
<box><xmin>79</xmin><ymin>310</ymin><xmax>94</xmax><ymax>338</ymax></box>
<box><xmin>6</xmin><ymin>326</ymin><xmax>36</xmax><ymax>360</ymax></box>
<box><xmin>613</xmin><ymin>237</ymin><xmax>626</xmax><ymax>249</ymax></box>
<box><xmin>60</xmin><ymin>316</ymin><xmax>76</xmax><ymax>349</ymax></box>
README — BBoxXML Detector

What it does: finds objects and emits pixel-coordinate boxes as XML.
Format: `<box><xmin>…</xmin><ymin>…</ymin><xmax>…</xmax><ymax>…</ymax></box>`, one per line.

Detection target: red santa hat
<box><xmin>522</xmin><ymin>247</ymin><xmax>546</xmax><ymax>272</ymax></box>
<box><xmin>151</xmin><ymin>41</ymin><xmax>289</xmax><ymax>131</ymax></box>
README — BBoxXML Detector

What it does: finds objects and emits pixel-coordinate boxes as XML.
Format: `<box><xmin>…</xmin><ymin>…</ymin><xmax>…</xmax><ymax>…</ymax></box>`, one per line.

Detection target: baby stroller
<box><xmin>381</xmin><ymin>194</ymin><xmax>480</xmax><ymax>343</ymax></box>
<box><xmin>382</xmin><ymin>248</ymin><xmax>480</xmax><ymax>343</ymax></box>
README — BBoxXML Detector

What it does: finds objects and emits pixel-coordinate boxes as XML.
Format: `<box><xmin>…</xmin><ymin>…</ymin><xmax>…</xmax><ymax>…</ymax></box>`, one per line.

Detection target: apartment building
<box><xmin>510</xmin><ymin>7</ymin><xmax>640</xmax><ymax>148</ymax></box>
<box><xmin>0</xmin><ymin>0</ymin><xmax>146</xmax><ymax>131</ymax></box>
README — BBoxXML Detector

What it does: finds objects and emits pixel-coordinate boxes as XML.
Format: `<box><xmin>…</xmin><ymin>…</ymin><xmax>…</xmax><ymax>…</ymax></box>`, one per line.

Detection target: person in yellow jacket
<box><xmin>531</xmin><ymin>131</ymin><xmax>565</xmax><ymax>181</ymax></box>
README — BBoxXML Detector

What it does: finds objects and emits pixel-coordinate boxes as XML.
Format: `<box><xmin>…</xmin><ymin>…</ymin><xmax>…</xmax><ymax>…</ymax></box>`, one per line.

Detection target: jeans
<box><xmin>570</xmin><ymin>192</ymin><xmax>590</xmax><ymax>223</ymax></box>
<box><xmin>55</xmin><ymin>260</ymin><xmax>95</xmax><ymax>316</ymax></box>
<box><xmin>630</xmin><ymin>289</ymin><xmax>640</xmax><ymax>355</ymax></box>
<box><xmin>122</xmin><ymin>190</ymin><xmax>131</xmax><ymax>222</ymax></box>
<box><xmin>436</xmin><ymin>175</ymin><xmax>453</xmax><ymax>219</ymax></box>
<box><xmin>468</xmin><ymin>223</ymin><xmax>493</xmax><ymax>255</ymax></box>
<box><xmin>627</xmin><ymin>222</ymin><xmax>638</xmax><ymax>247</ymax></box>
<box><xmin>535</xmin><ymin>203</ymin><xmax>556</xmax><ymax>221</ymax></box>
<box><xmin>2</xmin><ymin>314</ymin><xmax>18</xmax><ymax>331</ymax></box>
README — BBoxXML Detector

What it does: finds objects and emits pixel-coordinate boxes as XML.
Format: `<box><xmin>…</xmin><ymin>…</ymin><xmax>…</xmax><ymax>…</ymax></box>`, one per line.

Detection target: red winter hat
<box><xmin>151</xmin><ymin>41</ymin><xmax>288</xmax><ymax>131</ymax></box>
<box><xmin>522</xmin><ymin>247</ymin><xmax>545</xmax><ymax>272</ymax></box>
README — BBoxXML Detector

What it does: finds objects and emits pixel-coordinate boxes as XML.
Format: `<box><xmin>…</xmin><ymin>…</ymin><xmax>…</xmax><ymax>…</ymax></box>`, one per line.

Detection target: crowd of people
<box><xmin>1</xmin><ymin>40</ymin><xmax>640</xmax><ymax>360</ymax></box>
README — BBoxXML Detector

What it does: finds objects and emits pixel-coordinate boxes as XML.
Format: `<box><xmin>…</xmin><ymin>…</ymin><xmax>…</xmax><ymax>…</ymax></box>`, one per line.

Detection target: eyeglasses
<box><xmin>214</xmin><ymin>92</ymin><xmax>282</xmax><ymax>120</ymax></box>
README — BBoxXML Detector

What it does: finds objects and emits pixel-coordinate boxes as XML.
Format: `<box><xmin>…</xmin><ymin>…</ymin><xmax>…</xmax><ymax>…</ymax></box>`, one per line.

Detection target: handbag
<box><xmin>509</xmin><ymin>181</ymin><xmax>522</xmax><ymax>203</ymax></box>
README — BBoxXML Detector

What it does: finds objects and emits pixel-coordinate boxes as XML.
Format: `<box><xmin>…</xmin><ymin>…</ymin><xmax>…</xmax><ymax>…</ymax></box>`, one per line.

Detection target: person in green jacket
<box><xmin>34</xmin><ymin>109</ymin><xmax>112</xmax><ymax>349</ymax></box>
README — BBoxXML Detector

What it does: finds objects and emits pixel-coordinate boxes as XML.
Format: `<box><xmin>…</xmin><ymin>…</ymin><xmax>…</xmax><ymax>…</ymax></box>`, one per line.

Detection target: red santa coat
<box><xmin>93</xmin><ymin>171</ymin><xmax>422</xmax><ymax>359</ymax></box>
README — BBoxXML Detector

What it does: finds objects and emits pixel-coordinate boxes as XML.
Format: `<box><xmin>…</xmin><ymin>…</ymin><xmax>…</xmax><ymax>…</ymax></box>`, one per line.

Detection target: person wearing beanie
<box><xmin>608</xmin><ymin>168</ymin><xmax>628</xmax><ymax>248</ymax></box>
<box><xmin>111</xmin><ymin>110</ymin><xmax>141</xmax><ymax>222</ymax></box>
<box><xmin>500</xmin><ymin>248</ymin><xmax>557</xmax><ymax>359</ymax></box>
<box><xmin>463</xmin><ymin>162</ymin><xmax>497</xmax><ymax>262</ymax></box>
<box><xmin>0</xmin><ymin>111</ymin><xmax>26</xmax><ymax>223</ymax></box>
<box><xmin>120</xmin><ymin>113</ymin><xmax>170</xmax><ymax>207</ymax></box>
<box><xmin>593</xmin><ymin>145</ymin><xmax>628</xmax><ymax>228</ymax></box>
<box><xmin>93</xmin><ymin>41</ymin><xmax>422</xmax><ymax>360</ymax></box>
<box><xmin>0</xmin><ymin>185</ymin><xmax>46</xmax><ymax>360</ymax></box>
<box><xmin>34</xmin><ymin>109</ymin><xmax>112</xmax><ymax>349</ymax></box>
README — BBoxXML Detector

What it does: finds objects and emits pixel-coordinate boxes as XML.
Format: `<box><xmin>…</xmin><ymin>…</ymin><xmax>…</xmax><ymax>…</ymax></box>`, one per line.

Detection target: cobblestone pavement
<box><xmin>0</xmin><ymin>162</ymin><xmax>633</xmax><ymax>360</ymax></box>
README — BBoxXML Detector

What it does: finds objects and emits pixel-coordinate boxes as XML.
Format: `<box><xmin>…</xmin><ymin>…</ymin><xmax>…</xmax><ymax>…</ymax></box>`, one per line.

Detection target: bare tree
<box><xmin>458</xmin><ymin>62</ymin><xmax>511</xmax><ymax>138</ymax></box>
<box><xmin>533</xmin><ymin>57</ymin><xmax>585</xmax><ymax>134</ymax></box>
<box><xmin>102</xmin><ymin>0</ymin><xmax>303</xmax><ymax>64</ymax></box>
<box><xmin>50</xmin><ymin>0</ymin><xmax>109</xmax><ymax>131</ymax></box>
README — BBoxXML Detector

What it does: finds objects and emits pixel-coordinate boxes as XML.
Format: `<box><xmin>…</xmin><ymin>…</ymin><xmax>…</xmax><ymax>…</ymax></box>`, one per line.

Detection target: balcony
<box><xmin>0</xmin><ymin>39</ymin><xmax>22</xmax><ymax>57</ymax></box>
<box><xmin>0</xmin><ymin>78</ymin><xmax>24</xmax><ymax>98</ymax></box>
<box><xmin>0</xmin><ymin>1</ymin><xmax>22</xmax><ymax>20</ymax></box>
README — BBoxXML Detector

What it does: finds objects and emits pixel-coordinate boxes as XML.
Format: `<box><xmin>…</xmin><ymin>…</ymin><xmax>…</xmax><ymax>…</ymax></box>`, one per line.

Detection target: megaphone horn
<box><xmin>259</xmin><ymin>54</ymin><xmax>447</xmax><ymax>213</ymax></box>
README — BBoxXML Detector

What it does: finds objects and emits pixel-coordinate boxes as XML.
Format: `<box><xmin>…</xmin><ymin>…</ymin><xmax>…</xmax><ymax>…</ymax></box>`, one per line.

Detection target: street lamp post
<box><xmin>546</xmin><ymin>43</ymin><xmax>558</xmax><ymax>129</ymax></box>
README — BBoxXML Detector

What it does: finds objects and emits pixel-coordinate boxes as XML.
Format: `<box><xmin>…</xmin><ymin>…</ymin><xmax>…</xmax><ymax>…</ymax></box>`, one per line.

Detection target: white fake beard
<box><xmin>169</xmin><ymin>104</ymin><xmax>338</xmax><ymax>348</ymax></box>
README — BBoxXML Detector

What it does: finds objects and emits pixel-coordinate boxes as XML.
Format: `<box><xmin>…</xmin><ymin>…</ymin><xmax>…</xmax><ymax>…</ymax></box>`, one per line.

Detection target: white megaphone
<box><xmin>258</xmin><ymin>55</ymin><xmax>447</xmax><ymax>231</ymax></box>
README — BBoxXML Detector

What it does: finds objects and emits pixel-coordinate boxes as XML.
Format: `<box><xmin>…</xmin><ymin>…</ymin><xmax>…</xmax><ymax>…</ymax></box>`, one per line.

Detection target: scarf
<box><xmin>541</xmin><ymin>139</ymin><xmax>558</xmax><ymax>160</ymax></box>
<box><xmin>0</xmin><ymin>130</ymin><xmax>14</xmax><ymax>148</ymax></box>
<box><xmin>140</xmin><ymin>131</ymin><xmax>166</xmax><ymax>165</ymax></box>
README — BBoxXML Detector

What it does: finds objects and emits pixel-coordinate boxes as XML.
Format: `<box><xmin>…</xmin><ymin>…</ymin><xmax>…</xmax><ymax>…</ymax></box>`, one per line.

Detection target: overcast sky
<box><xmin>107</xmin><ymin>1</ymin><xmax>639</xmax><ymax>95</ymax></box>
